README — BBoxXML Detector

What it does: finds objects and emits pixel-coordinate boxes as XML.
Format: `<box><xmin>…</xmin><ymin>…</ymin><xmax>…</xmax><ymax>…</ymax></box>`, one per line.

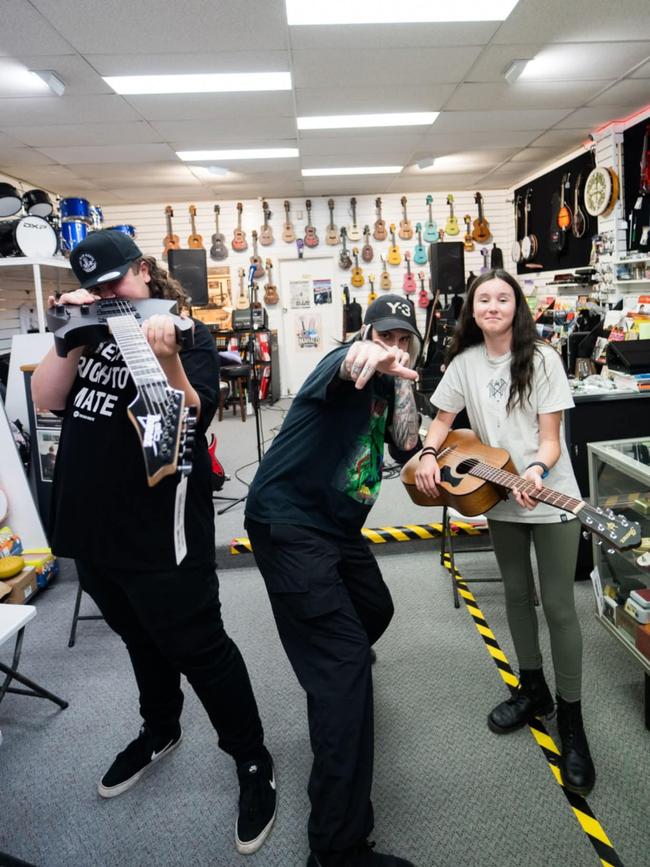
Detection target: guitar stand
<box><xmin>440</xmin><ymin>506</ymin><xmax>540</xmax><ymax>610</ymax></box>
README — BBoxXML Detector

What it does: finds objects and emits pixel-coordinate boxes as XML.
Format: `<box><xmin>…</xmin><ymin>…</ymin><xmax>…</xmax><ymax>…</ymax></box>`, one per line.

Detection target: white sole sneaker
<box><xmin>235</xmin><ymin>769</ymin><xmax>277</xmax><ymax>855</ymax></box>
<box><xmin>97</xmin><ymin>732</ymin><xmax>183</xmax><ymax>799</ymax></box>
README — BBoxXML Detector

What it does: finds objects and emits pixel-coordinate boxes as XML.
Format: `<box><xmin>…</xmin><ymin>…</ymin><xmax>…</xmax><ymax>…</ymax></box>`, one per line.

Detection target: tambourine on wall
<box><xmin>514</xmin><ymin>151</ymin><xmax>598</xmax><ymax>275</ymax></box>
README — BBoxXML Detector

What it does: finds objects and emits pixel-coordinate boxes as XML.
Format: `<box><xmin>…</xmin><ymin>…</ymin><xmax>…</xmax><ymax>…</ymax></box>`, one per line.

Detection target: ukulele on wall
<box><xmin>387</xmin><ymin>224</ymin><xmax>401</xmax><ymax>265</ymax></box>
<box><xmin>162</xmin><ymin>206</ymin><xmax>181</xmax><ymax>258</ymax></box>
<box><xmin>264</xmin><ymin>259</ymin><xmax>278</xmax><ymax>305</ymax></box>
<box><xmin>304</xmin><ymin>199</ymin><xmax>319</xmax><ymax>248</ymax></box>
<box><xmin>361</xmin><ymin>225</ymin><xmax>374</xmax><ymax>262</ymax></box>
<box><xmin>260</xmin><ymin>200</ymin><xmax>274</xmax><ymax>246</ymax></box>
<box><xmin>348</xmin><ymin>197</ymin><xmax>361</xmax><ymax>242</ymax></box>
<box><xmin>445</xmin><ymin>195</ymin><xmax>460</xmax><ymax>236</ymax></box>
<box><xmin>250</xmin><ymin>231</ymin><xmax>264</xmax><ymax>278</ymax></box>
<box><xmin>367</xmin><ymin>275</ymin><xmax>377</xmax><ymax>304</ymax></box>
<box><xmin>463</xmin><ymin>214</ymin><xmax>475</xmax><ymax>252</ymax></box>
<box><xmin>379</xmin><ymin>255</ymin><xmax>391</xmax><ymax>290</ymax></box>
<box><xmin>210</xmin><ymin>205</ymin><xmax>228</xmax><ymax>261</ymax></box>
<box><xmin>480</xmin><ymin>247</ymin><xmax>490</xmax><ymax>274</ymax></box>
<box><xmin>417</xmin><ymin>271</ymin><xmax>430</xmax><ymax>308</ymax></box>
<box><xmin>572</xmin><ymin>173</ymin><xmax>588</xmax><ymax>239</ymax></box>
<box><xmin>351</xmin><ymin>248</ymin><xmax>364</xmax><ymax>288</ymax></box>
<box><xmin>423</xmin><ymin>195</ymin><xmax>439</xmax><ymax>242</ymax></box>
<box><xmin>549</xmin><ymin>176</ymin><xmax>568</xmax><ymax>253</ymax></box>
<box><xmin>373</xmin><ymin>197</ymin><xmax>387</xmax><ymax>241</ymax></box>
<box><xmin>339</xmin><ymin>227</ymin><xmax>352</xmax><ymax>269</ymax></box>
<box><xmin>236</xmin><ymin>268</ymin><xmax>249</xmax><ymax>310</ymax></box>
<box><xmin>472</xmin><ymin>192</ymin><xmax>491</xmax><ymax>243</ymax></box>
<box><xmin>398</xmin><ymin>196</ymin><xmax>413</xmax><ymax>240</ymax></box>
<box><xmin>325</xmin><ymin>198</ymin><xmax>339</xmax><ymax>246</ymax></box>
<box><xmin>282</xmin><ymin>200</ymin><xmax>296</xmax><ymax>243</ymax></box>
<box><xmin>557</xmin><ymin>173</ymin><xmax>572</xmax><ymax>233</ymax></box>
<box><xmin>403</xmin><ymin>251</ymin><xmax>417</xmax><ymax>295</ymax></box>
<box><xmin>232</xmin><ymin>202</ymin><xmax>248</xmax><ymax>252</ymax></box>
<box><xmin>187</xmin><ymin>205</ymin><xmax>204</xmax><ymax>249</ymax></box>
<box><xmin>413</xmin><ymin>223</ymin><xmax>428</xmax><ymax>265</ymax></box>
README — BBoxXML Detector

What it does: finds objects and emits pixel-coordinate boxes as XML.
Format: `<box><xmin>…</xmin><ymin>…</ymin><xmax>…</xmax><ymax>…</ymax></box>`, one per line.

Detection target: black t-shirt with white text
<box><xmin>49</xmin><ymin>319</ymin><xmax>220</xmax><ymax>570</ymax></box>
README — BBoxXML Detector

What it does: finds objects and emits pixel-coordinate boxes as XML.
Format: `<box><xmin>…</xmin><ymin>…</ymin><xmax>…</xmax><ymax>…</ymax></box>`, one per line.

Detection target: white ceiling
<box><xmin>0</xmin><ymin>0</ymin><xmax>648</xmax><ymax>204</ymax></box>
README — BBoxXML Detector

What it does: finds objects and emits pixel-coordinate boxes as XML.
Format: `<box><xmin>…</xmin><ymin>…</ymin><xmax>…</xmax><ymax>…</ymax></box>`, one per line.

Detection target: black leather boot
<box><xmin>556</xmin><ymin>695</ymin><xmax>596</xmax><ymax>796</ymax></box>
<box><xmin>488</xmin><ymin>668</ymin><xmax>555</xmax><ymax>734</ymax></box>
<box><xmin>307</xmin><ymin>841</ymin><xmax>414</xmax><ymax>867</ymax></box>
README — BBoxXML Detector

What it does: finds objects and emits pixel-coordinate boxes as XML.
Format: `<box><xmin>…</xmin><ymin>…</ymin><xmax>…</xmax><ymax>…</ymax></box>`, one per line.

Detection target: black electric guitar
<box><xmin>47</xmin><ymin>298</ymin><xmax>196</xmax><ymax>487</ymax></box>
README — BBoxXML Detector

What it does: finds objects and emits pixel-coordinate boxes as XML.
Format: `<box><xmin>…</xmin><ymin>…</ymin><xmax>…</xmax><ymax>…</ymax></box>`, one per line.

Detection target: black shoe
<box><xmin>307</xmin><ymin>841</ymin><xmax>415</xmax><ymax>867</ymax></box>
<box><xmin>235</xmin><ymin>749</ymin><xmax>277</xmax><ymax>854</ymax></box>
<box><xmin>488</xmin><ymin>668</ymin><xmax>555</xmax><ymax>734</ymax></box>
<box><xmin>557</xmin><ymin>696</ymin><xmax>596</xmax><ymax>796</ymax></box>
<box><xmin>98</xmin><ymin>724</ymin><xmax>182</xmax><ymax>798</ymax></box>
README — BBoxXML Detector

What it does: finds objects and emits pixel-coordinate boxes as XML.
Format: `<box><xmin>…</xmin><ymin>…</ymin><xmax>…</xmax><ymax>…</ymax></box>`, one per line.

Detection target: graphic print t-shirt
<box><xmin>246</xmin><ymin>344</ymin><xmax>395</xmax><ymax>536</ymax></box>
<box><xmin>431</xmin><ymin>342</ymin><xmax>580</xmax><ymax>523</ymax></box>
<box><xmin>49</xmin><ymin>319</ymin><xmax>220</xmax><ymax>569</ymax></box>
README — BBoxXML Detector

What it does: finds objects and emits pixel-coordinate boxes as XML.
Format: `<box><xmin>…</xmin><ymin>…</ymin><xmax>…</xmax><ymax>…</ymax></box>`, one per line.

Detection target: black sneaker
<box><xmin>307</xmin><ymin>841</ymin><xmax>415</xmax><ymax>867</ymax></box>
<box><xmin>98</xmin><ymin>724</ymin><xmax>182</xmax><ymax>798</ymax></box>
<box><xmin>235</xmin><ymin>750</ymin><xmax>277</xmax><ymax>854</ymax></box>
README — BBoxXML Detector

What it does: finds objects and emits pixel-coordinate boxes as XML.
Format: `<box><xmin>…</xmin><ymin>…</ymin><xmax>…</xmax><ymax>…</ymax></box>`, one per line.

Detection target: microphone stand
<box><xmin>216</xmin><ymin>264</ymin><xmax>265</xmax><ymax>515</ymax></box>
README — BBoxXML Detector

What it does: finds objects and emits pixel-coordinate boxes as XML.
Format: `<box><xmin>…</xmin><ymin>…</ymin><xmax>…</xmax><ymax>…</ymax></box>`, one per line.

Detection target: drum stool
<box><xmin>219</xmin><ymin>364</ymin><xmax>251</xmax><ymax>422</ymax></box>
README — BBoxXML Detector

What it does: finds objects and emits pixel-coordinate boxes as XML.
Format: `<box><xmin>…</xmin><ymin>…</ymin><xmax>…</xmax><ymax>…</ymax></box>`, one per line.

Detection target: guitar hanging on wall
<box><xmin>423</xmin><ymin>195</ymin><xmax>439</xmax><ymax>243</ymax></box>
<box><xmin>373</xmin><ymin>197</ymin><xmax>387</xmax><ymax>241</ymax></box>
<box><xmin>260</xmin><ymin>201</ymin><xmax>274</xmax><ymax>246</ymax></box>
<box><xmin>417</xmin><ymin>271</ymin><xmax>430</xmax><ymax>309</ymax></box>
<box><xmin>413</xmin><ymin>223</ymin><xmax>428</xmax><ymax>265</ymax></box>
<box><xmin>210</xmin><ymin>205</ymin><xmax>228</xmax><ymax>261</ymax></box>
<box><xmin>387</xmin><ymin>224</ymin><xmax>401</xmax><ymax>265</ymax></box>
<box><xmin>232</xmin><ymin>202</ymin><xmax>248</xmax><ymax>252</ymax></box>
<box><xmin>187</xmin><ymin>205</ymin><xmax>204</xmax><ymax>249</ymax></box>
<box><xmin>399</xmin><ymin>196</ymin><xmax>413</xmax><ymax>240</ymax></box>
<box><xmin>264</xmin><ymin>259</ymin><xmax>278</xmax><ymax>305</ymax></box>
<box><xmin>304</xmin><ymin>199</ymin><xmax>319</xmax><ymax>248</ymax></box>
<box><xmin>325</xmin><ymin>198</ymin><xmax>339</xmax><ymax>246</ymax></box>
<box><xmin>351</xmin><ymin>248</ymin><xmax>364</xmax><ymax>288</ymax></box>
<box><xmin>445</xmin><ymin>195</ymin><xmax>460</xmax><ymax>236</ymax></box>
<box><xmin>379</xmin><ymin>255</ymin><xmax>391</xmax><ymax>290</ymax></box>
<box><xmin>361</xmin><ymin>225</ymin><xmax>374</xmax><ymax>262</ymax></box>
<box><xmin>472</xmin><ymin>193</ymin><xmax>491</xmax><ymax>243</ymax></box>
<box><xmin>339</xmin><ymin>227</ymin><xmax>352</xmax><ymax>269</ymax></box>
<box><xmin>572</xmin><ymin>173</ymin><xmax>588</xmax><ymax>239</ymax></box>
<box><xmin>250</xmin><ymin>230</ymin><xmax>264</xmax><ymax>278</ymax></box>
<box><xmin>162</xmin><ymin>205</ymin><xmax>181</xmax><ymax>258</ymax></box>
<box><xmin>403</xmin><ymin>251</ymin><xmax>417</xmax><ymax>295</ymax></box>
<box><xmin>282</xmin><ymin>200</ymin><xmax>296</xmax><ymax>243</ymax></box>
<box><xmin>348</xmin><ymin>197</ymin><xmax>361</xmax><ymax>242</ymax></box>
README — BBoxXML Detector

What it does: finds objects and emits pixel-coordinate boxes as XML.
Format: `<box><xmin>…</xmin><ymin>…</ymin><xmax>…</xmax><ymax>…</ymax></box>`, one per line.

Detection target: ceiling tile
<box><xmin>588</xmin><ymin>79</ymin><xmax>650</xmax><ymax>107</ymax></box>
<box><xmin>631</xmin><ymin>59</ymin><xmax>650</xmax><ymax>77</ymax></box>
<box><xmin>493</xmin><ymin>0</ymin><xmax>650</xmax><ymax>43</ymax></box>
<box><xmin>13</xmin><ymin>54</ymin><xmax>113</xmax><ymax>95</ymax></box>
<box><xmin>418</xmin><ymin>130</ymin><xmax>543</xmax><ymax>149</ymax></box>
<box><xmin>294</xmin><ymin>85</ymin><xmax>456</xmax><ymax>115</ymax></box>
<box><xmin>86</xmin><ymin>50</ymin><xmax>291</xmax><ymax>76</ymax></box>
<box><xmin>298</xmin><ymin>134</ymin><xmax>423</xmax><ymax>157</ymax></box>
<box><xmin>445</xmin><ymin>81</ymin><xmax>607</xmax><ymax>112</ymax></box>
<box><xmin>0</xmin><ymin>1</ymin><xmax>75</xmax><ymax>55</ymax></box>
<box><xmin>151</xmin><ymin>116</ymin><xmax>297</xmax><ymax>144</ymax></box>
<box><xmin>9</xmin><ymin>121</ymin><xmax>162</xmax><ymax>147</ymax></box>
<box><xmin>509</xmin><ymin>146</ymin><xmax>567</xmax><ymax>163</ymax></box>
<box><xmin>554</xmin><ymin>106</ymin><xmax>625</xmax><ymax>129</ymax></box>
<box><xmin>66</xmin><ymin>162</ymin><xmax>199</xmax><ymax>182</ymax></box>
<box><xmin>0</xmin><ymin>148</ymin><xmax>57</xmax><ymax>166</ymax></box>
<box><xmin>0</xmin><ymin>94</ymin><xmax>142</xmax><ymax>125</ymax></box>
<box><xmin>527</xmin><ymin>129</ymin><xmax>587</xmax><ymax>147</ymax></box>
<box><xmin>124</xmin><ymin>92</ymin><xmax>295</xmax><ymax>121</ymax></box>
<box><xmin>38</xmin><ymin>143</ymin><xmax>178</xmax><ymax>164</ymax></box>
<box><xmin>431</xmin><ymin>110</ymin><xmax>572</xmax><ymax>133</ymax></box>
<box><xmin>389</xmin><ymin>174</ymin><xmax>486</xmax><ymax>193</ymax></box>
<box><xmin>289</xmin><ymin>21</ymin><xmax>499</xmax><ymax>50</ymax></box>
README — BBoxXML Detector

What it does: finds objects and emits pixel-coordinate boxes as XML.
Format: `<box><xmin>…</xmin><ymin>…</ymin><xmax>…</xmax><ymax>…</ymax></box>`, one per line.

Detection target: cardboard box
<box><xmin>0</xmin><ymin>566</ymin><xmax>37</xmax><ymax>604</ymax></box>
<box><xmin>636</xmin><ymin>623</ymin><xmax>650</xmax><ymax>661</ymax></box>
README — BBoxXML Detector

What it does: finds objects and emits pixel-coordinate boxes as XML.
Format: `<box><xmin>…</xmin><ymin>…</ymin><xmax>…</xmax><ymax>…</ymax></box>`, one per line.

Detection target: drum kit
<box><xmin>0</xmin><ymin>181</ymin><xmax>136</xmax><ymax>261</ymax></box>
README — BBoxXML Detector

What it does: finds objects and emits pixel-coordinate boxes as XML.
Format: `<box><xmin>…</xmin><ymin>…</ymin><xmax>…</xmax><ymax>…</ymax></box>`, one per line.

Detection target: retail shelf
<box><xmin>0</xmin><ymin>257</ymin><xmax>70</xmax><ymax>270</ymax></box>
<box><xmin>612</xmin><ymin>278</ymin><xmax>650</xmax><ymax>285</ymax></box>
<box><xmin>596</xmin><ymin>613</ymin><xmax>650</xmax><ymax>674</ymax></box>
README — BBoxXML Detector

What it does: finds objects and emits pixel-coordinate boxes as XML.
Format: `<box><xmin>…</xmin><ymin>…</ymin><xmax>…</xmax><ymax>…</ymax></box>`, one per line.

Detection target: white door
<box><xmin>277</xmin><ymin>256</ymin><xmax>343</xmax><ymax>395</ymax></box>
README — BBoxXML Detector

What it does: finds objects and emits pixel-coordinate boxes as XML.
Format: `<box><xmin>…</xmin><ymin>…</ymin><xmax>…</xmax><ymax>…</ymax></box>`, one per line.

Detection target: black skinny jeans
<box><xmin>76</xmin><ymin>558</ymin><xmax>264</xmax><ymax>764</ymax></box>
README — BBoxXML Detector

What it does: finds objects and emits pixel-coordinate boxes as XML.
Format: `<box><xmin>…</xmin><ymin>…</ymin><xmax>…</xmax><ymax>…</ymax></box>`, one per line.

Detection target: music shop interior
<box><xmin>0</xmin><ymin>2</ymin><xmax>649</xmax><ymax>866</ymax></box>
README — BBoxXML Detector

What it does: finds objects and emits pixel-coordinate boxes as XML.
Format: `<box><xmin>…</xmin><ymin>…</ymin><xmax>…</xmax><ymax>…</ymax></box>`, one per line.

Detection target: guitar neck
<box><xmin>466</xmin><ymin>459</ymin><xmax>583</xmax><ymax>514</ymax></box>
<box><xmin>108</xmin><ymin>314</ymin><xmax>167</xmax><ymax>390</ymax></box>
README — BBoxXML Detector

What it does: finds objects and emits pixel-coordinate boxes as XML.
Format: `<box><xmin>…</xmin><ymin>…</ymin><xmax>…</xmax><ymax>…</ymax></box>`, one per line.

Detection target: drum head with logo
<box><xmin>16</xmin><ymin>216</ymin><xmax>58</xmax><ymax>258</ymax></box>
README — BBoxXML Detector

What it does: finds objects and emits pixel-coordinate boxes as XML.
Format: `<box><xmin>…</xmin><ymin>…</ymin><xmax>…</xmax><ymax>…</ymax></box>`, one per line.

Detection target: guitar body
<box><xmin>351</xmin><ymin>267</ymin><xmax>364</xmax><ymax>288</ymax></box>
<box><xmin>260</xmin><ymin>225</ymin><xmax>274</xmax><ymax>246</ymax></box>
<box><xmin>264</xmin><ymin>285</ymin><xmax>279</xmax><ymax>304</ymax></box>
<box><xmin>305</xmin><ymin>227</ymin><xmax>319</xmax><ymax>248</ymax></box>
<box><xmin>400</xmin><ymin>429</ymin><xmax>517</xmax><ymax>515</ymax></box>
<box><xmin>325</xmin><ymin>226</ymin><xmax>339</xmax><ymax>246</ymax></box>
<box><xmin>380</xmin><ymin>270</ymin><xmax>391</xmax><ymax>290</ymax></box>
<box><xmin>339</xmin><ymin>229</ymin><xmax>352</xmax><ymax>269</ymax></box>
<box><xmin>163</xmin><ymin>234</ymin><xmax>181</xmax><ymax>256</ymax></box>
<box><xmin>403</xmin><ymin>271</ymin><xmax>416</xmax><ymax>294</ymax></box>
<box><xmin>187</xmin><ymin>205</ymin><xmax>203</xmax><ymax>249</ymax></box>
<box><xmin>413</xmin><ymin>243</ymin><xmax>428</xmax><ymax>266</ymax></box>
<box><xmin>398</xmin><ymin>219</ymin><xmax>413</xmax><ymax>241</ymax></box>
<box><xmin>418</xmin><ymin>289</ymin><xmax>430</xmax><ymax>309</ymax></box>
<box><xmin>472</xmin><ymin>217</ymin><xmax>491</xmax><ymax>244</ymax></box>
<box><xmin>210</xmin><ymin>235</ymin><xmax>228</xmax><ymax>260</ymax></box>
<box><xmin>362</xmin><ymin>242</ymin><xmax>374</xmax><ymax>262</ymax></box>
<box><xmin>282</xmin><ymin>201</ymin><xmax>296</xmax><ymax>243</ymax></box>
<box><xmin>445</xmin><ymin>196</ymin><xmax>459</xmax><ymax>236</ymax></box>
<box><xmin>387</xmin><ymin>245</ymin><xmax>401</xmax><ymax>266</ymax></box>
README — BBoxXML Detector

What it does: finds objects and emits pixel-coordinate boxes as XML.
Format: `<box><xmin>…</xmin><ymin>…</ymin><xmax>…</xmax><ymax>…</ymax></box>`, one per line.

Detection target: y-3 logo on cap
<box><xmin>385</xmin><ymin>301</ymin><xmax>412</xmax><ymax>318</ymax></box>
<box><xmin>78</xmin><ymin>253</ymin><xmax>96</xmax><ymax>273</ymax></box>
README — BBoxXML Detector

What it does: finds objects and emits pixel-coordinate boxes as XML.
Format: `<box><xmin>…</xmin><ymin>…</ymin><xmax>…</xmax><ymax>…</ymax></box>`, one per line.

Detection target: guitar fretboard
<box><xmin>466</xmin><ymin>458</ymin><xmax>583</xmax><ymax>514</ymax></box>
<box><xmin>108</xmin><ymin>314</ymin><xmax>168</xmax><ymax>392</ymax></box>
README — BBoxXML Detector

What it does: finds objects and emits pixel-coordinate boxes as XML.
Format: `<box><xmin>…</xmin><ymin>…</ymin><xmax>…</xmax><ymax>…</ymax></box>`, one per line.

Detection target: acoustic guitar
<box><xmin>472</xmin><ymin>193</ymin><xmax>491</xmax><ymax>243</ymax></box>
<box><xmin>260</xmin><ymin>200</ymin><xmax>274</xmax><ymax>246</ymax></box>
<box><xmin>403</xmin><ymin>251</ymin><xmax>416</xmax><ymax>295</ymax></box>
<box><xmin>250</xmin><ymin>230</ymin><xmax>264</xmax><ymax>278</ymax></box>
<box><xmin>413</xmin><ymin>223</ymin><xmax>428</xmax><ymax>265</ymax></box>
<box><xmin>187</xmin><ymin>205</ymin><xmax>203</xmax><ymax>249</ymax></box>
<box><xmin>351</xmin><ymin>248</ymin><xmax>364</xmax><ymax>288</ymax></box>
<box><xmin>367</xmin><ymin>275</ymin><xmax>377</xmax><ymax>305</ymax></box>
<box><xmin>379</xmin><ymin>255</ymin><xmax>391</xmax><ymax>290</ymax></box>
<box><xmin>264</xmin><ymin>259</ymin><xmax>278</xmax><ymax>305</ymax></box>
<box><xmin>162</xmin><ymin>206</ymin><xmax>181</xmax><ymax>258</ymax></box>
<box><xmin>348</xmin><ymin>197</ymin><xmax>361</xmax><ymax>242</ymax></box>
<box><xmin>572</xmin><ymin>173</ymin><xmax>588</xmax><ymax>239</ymax></box>
<box><xmin>304</xmin><ymin>199</ymin><xmax>319</xmax><ymax>248</ymax></box>
<box><xmin>339</xmin><ymin>227</ymin><xmax>352</xmax><ymax>269</ymax></box>
<box><xmin>463</xmin><ymin>214</ymin><xmax>475</xmax><ymax>253</ymax></box>
<box><xmin>236</xmin><ymin>268</ymin><xmax>249</xmax><ymax>310</ymax></box>
<box><xmin>373</xmin><ymin>197</ymin><xmax>387</xmax><ymax>241</ymax></box>
<box><xmin>398</xmin><ymin>196</ymin><xmax>413</xmax><ymax>240</ymax></box>
<box><xmin>417</xmin><ymin>272</ymin><xmax>430</xmax><ymax>309</ymax></box>
<box><xmin>210</xmin><ymin>205</ymin><xmax>228</xmax><ymax>261</ymax></box>
<box><xmin>232</xmin><ymin>202</ymin><xmax>248</xmax><ymax>252</ymax></box>
<box><xmin>423</xmin><ymin>195</ymin><xmax>438</xmax><ymax>243</ymax></box>
<box><xmin>282</xmin><ymin>200</ymin><xmax>296</xmax><ymax>243</ymax></box>
<box><xmin>387</xmin><ymin>224</ymin><xmax>401</xmax><ymax>266</ymax></box>
<box><xmin>445</xmin><ymin>195</ymin><xmax>460</xmax><ymax>236</ymax></box>
<box><xmin>325</xmin><ymin>198</ymin><xmax>339</xmax><ymax>246</ymax></box>
<box><xmin>400</xmin><ymin>429</ymin><xmax>642</xmax><ymax>552</ymax></box>
<box><xmin>361</xmin><ymin>225</ymin><xmax>374</xmax><ymax>262</ymax></box>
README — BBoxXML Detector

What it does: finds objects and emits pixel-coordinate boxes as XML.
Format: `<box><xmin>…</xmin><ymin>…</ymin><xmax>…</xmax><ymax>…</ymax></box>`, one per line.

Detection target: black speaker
<box><xmin>430</xmin><ymin>241</ymin><xmax>465</xmax><ymax>296</ymax></box>
<box><xmin>167</xmin><ymin>249</ymin><xmax>208</xmax><ymax>306</ymax></box>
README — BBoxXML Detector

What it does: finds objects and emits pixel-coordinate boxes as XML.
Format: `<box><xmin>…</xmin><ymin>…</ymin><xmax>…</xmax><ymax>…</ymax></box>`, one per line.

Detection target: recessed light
<box><xmin>177</xmin><ymin>148</ymin><xmax>300</xmax><ymax>161</ymax></box>
<box><xmin>31</xmin><ymin>70</ymin><xmax>65</xmax><ymax>96</ymax></box>
<box><xmin>503</xmin><ymin>59</ymin><xmax>530</xmax><ymax>85</ymax></box>
<box><xmin>104</xmin><ymin>72</ymin><xmax>292</xmax><ymax>95</ymax></box>
<box><xmin>302</xmin><ymin>166</ymin><xmax>403</xmax><ymax>177</ymax></box>
<box><xmin>207</xmin><ymin>166</ymin><xmax>229</xmax><ymax>176</ymax></box>
<box><xmin>286</xmin><ymin>0</ymin><xmax>520</xmax><ymax>25</ymax></box>
<box><xmin>297</xmin><ymin>112</ymin><xmax>438</xmax><ymax>130</ymax></box>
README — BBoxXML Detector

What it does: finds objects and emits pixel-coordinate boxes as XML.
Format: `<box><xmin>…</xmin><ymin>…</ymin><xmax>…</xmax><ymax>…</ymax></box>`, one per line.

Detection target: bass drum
<box><xmin>0</xmin><ymin>216</ymin><xmax>58</xmax><ymax>258</ymax></box>
<box><xmin>22</xmin><ymin>189</ymin><xmax>53</xmax><ymax>218</ymax></box>
<box><xmin>60</xmin><ymin>220</ymin><xmax>88</xmax><ymax>254</ymax></box>
<box><xmin>107</xmin><ymin>224</ymin><xmax>136</xmax><ymax>238</ymax></box>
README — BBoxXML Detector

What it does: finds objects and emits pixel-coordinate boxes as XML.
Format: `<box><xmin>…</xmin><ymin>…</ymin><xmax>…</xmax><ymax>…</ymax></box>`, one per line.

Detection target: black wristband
<box><xmin>525</xmin><ymin>461</ymin><xmax>549</xmax><ymax>479</ymax></box>
<box><xmin>419</xmin><ymin>447</ymin><xmax>438</xmax><ymax>461</ymax></box>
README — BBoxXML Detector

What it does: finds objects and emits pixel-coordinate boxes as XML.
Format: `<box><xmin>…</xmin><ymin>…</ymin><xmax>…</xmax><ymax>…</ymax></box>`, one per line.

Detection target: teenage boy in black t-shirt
<box><xmin>246</xmin><ymin>295</ymin><xmax>422</xmax><ymax>867</ymax></box>
<box><xmin>31</xmin><ymin>230</ymin><xmax>276</xmax><ymax>856</ymax></box>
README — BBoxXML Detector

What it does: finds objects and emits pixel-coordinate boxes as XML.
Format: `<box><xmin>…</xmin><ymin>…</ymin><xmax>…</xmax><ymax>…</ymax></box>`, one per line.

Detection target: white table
<box><xmin>0</xmin><ymin>604</ymin><xmax>68</xmax><ymax>709</ymax></box>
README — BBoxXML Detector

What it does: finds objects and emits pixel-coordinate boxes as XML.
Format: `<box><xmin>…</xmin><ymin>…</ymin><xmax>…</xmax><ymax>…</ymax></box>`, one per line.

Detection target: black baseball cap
<box><xmin>70</xmin><ymin>229</ymin><xmax>142</xmax><ymax>290</ymax></box>
<box><xmin>364</xmin><ymin>294</ymin><xmax>422</xmax><ymax>342</ymax></box>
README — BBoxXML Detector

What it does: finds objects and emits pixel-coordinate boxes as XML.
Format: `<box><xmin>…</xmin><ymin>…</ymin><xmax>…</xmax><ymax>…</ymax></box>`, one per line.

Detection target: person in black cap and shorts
<box><xmin>245</xmin><ymin>295</ymin><xmax>422</xmax><ymax>867</ymax></box>
<box><xmin>31</xmin><ymin>229</ymin><xmax>276</xmax><ymax>855</ymax></box>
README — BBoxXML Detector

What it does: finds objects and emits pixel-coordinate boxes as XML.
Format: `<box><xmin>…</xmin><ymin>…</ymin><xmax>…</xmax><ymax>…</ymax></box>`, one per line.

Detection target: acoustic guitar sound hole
<box><xmin>456</xmin><ymin>458</ymin><xmax>479</xmax><ymax>474</ymax></box>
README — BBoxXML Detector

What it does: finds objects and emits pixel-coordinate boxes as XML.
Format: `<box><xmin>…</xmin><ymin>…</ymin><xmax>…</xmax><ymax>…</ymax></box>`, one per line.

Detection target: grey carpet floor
<box><xmin>1</xmin><ymin>544</ymin><xmax>648</xmax><ymax>867</ymax></box>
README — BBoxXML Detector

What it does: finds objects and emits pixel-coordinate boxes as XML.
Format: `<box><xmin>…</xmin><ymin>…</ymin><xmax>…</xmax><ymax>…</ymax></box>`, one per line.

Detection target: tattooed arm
<box><xmin>389</xmin><ymin>376</ymin><xmax>420</xmax><ymax>451</ymax></box>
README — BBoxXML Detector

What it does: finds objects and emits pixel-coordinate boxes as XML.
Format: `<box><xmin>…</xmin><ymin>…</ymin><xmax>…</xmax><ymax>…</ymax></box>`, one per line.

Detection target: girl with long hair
<box><xmin>415</xmin><ymin>269</ymin><xmax>596</xmax><ymax>796</ymax></box>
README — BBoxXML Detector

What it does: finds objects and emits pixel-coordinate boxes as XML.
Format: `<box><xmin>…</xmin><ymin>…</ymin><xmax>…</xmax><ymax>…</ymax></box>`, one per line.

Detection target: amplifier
<box><xmin>232</xmin><ymin>307</ymin><xmax>268</xmax><ymax>331</ymax></box>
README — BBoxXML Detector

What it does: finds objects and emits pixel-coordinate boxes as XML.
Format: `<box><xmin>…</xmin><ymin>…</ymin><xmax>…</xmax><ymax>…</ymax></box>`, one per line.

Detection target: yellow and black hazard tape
<box><xmin>230</xmin><ymin>520</ymin><xmax>488</xmax><ymax>555</ymax></box>
<box><xmin>442</xmin><ymin>554</ymin><xmax>624</xmax><ymax>867</ymax></box>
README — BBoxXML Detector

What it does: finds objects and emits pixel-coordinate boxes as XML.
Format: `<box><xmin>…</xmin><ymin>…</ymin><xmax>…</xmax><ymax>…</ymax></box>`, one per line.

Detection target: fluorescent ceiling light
<box><xmin>31</xmin><ymin>70</ymin><xmax>65</xmax><ymax>96</ymax></box>
<box><xmin>207</xmin><ymin>166</ymin><xmax>229</xmax><ymax>176</ymax></box>
<box><xmin>504</xmin><ymin>59</ymin><xmax>530</xmax><ymax>85</ymax></box>
<box><xmin>104</xmin><ymin>72</ymin><xmax>292</xmax><ymax>95</ymax></box>
<box><xmin>178</xmin><ymin>148</ymin><xmax>299</xmax><ymax>161</ymax></box>
<box><xmin>302</xmin><ymin>166</ymin><xmax>403</xmax><ymax>177</ymax></box>
<box><xmin>297</xmin><ymin>112</ymin><xmax>438</xmax><ymax>130</ymax></box>
<box><xmin>286</xmin><ymin>0</ymin><xmax>520</xmax><ymax>25</ymax></box>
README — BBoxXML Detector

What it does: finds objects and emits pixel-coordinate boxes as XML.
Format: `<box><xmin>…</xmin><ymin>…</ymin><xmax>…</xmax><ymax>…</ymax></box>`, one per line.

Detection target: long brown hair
<box><xmin>131</xmin><ymin>257</ymin><xmax>190</xmax><ymax>313</ymax></box>
<box><xmin>446</xmin><ymin>269</ymin><xmax>542</xmax><ymax>412</ymax></box>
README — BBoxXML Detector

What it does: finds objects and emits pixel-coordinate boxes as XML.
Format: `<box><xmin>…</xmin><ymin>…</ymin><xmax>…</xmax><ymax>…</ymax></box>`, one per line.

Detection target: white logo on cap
<box><xmin>386</xmin><ymin>300</ymin><xmax>412</xmax><ymax>318</ymax></box>
<box><xmin>78</xmin><ymin>253</ymin><xmax>96</xmax><ymax>273</ymax></box>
